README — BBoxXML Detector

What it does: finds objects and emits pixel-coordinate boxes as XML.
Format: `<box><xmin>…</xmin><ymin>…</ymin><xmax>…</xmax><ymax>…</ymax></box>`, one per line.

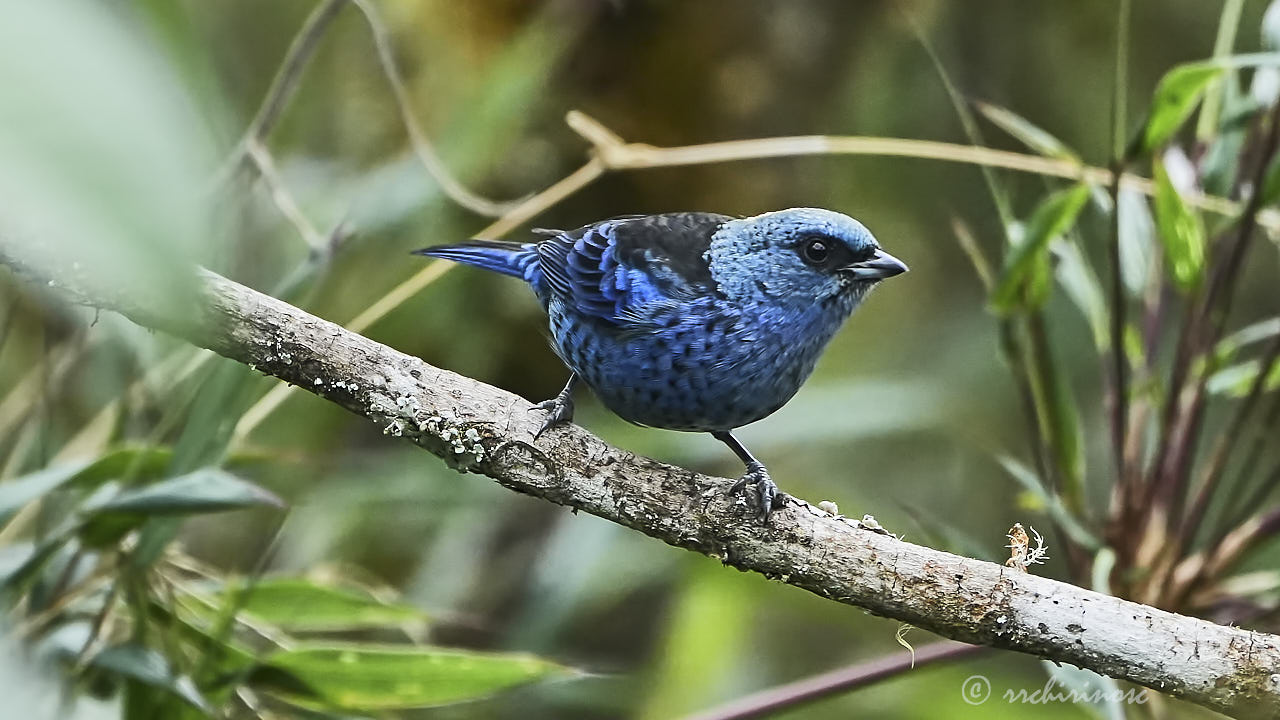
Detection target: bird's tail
<box><xmin>413</xmin><ymin>240</ymin><xmax>538</xmax><ymax>281</ymax></box>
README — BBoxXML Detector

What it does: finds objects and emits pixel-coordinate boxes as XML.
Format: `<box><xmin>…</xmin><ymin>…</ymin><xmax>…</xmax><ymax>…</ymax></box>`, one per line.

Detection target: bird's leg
<box><xmin>532</xmin><ymin>373</ymin><xmax>578</xmax><ymax>439</ymax></box>
<box><xmin>712</xmin><ymin>430</ymin><xmax>785</xmax><ymax>520</ymax></box>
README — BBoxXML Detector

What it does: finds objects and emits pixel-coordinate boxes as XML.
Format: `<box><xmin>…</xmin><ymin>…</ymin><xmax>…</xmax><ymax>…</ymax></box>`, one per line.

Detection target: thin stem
<box><xmin>999</xmin><ymin>321</ymin><xmax>1055</xmax><ymax>502</ymax></box>
<box><xmin>1108</xmin><ymin>0</ymin><xmax>1132</xmax><ymax>485</ymax></box>
<box><xmin>1200</xmin><ymin>103</ymin><xmax>1280</xmax><ymax>346</ymax></box>
<box><xmin>1217</xmin><ymin>393</ymin><xmax>1280</xmax><ymax>538</ymax></box>
<box><xmin>1146</xmin><ymin>289</ymin><xmax>1202</xmax><ymax>511</ymax></box>
<box><xmin>904</xmin><ymin>10</ymin><xmax>1014</xmax><ymax>229</ymax></box>
<box><xmin>351</xmin><ymin>157</ymin><xmax>603</xmax><ymax>334</ymax></box>
<box><xmin>1107</xmin><ymin>165</ymin><xmax>1129</xmax><ymax>482</ymax></box>
<box><xmin>1197</xmin><ymin>0</ymin><xmax>1245</xmax><ymax>142</ymax></box>
<box><xmin>244</xmin><ymin>0</ymin><xmax>345</xmax><ymax>146</ymax></box>
<box><xmin>347</xmin><ymin>0</ymin><xmax>525</xmax><ymax>217</ymax></box>
<box><xmin>229</xmin><ymin>157</ymin><xmax>607</xmax><ymax>442</ymax></box>
<box><xmin>1112</xmin><ymin>0</ymin><xmax>1131</xmax><ymax>159</ymax></box>
<box><xmin>564</xmin><ymin>116</ymin><xmax>1278</xmax><ymax>229</ymax></box>
<box><xmin>1169</xmin><ymin>506</ymin><xmax>1280</xmax><ymax>610</ymax></box>
<box><xmin>1159</xmin><ymin>102</ymin><xmax>1280</xmax><ymax>520</ymax></box>
<box><xmin>1181</xmin><ymin>332</ymin><xmax>1280</xmax><ymax>549</ymax></box>
<box><xmin>214</xmin><ymin>0</ymin><xmax>520</xmax><ymax>217</ymax></box>
<box><xmin>245</xmin><ymin>139</ymin><xmax>325</xmax><ymax>251</ymax></box>
<box><xmin>680</xmin><ymin>642</ymin><xmax>982</xmax><ymax>720</ymax></box>
<box><xmin>905</xmin><ymin>17</ymin><xmax>1089</xmax><ymax>562</ymax></box>
<box><xmin>1027</xmin><ymin>312</ymin><xmax>1082</xmax><ymax>514</ymax></box>
<box><xmin>212</xmin><ymin>0</ymin><xmax>346</xmax><ymax>184</ymax></box>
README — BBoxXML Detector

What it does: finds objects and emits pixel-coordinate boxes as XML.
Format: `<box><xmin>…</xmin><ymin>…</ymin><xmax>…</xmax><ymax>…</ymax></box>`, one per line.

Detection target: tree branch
<box><xmin>5</xmin><ymin>243</ymin><xmax>1280</xmax><ymax>719</ymax></box>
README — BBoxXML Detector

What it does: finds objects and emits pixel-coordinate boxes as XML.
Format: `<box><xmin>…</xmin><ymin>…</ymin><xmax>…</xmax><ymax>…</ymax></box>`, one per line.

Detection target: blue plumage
<box><xmin>414</xmin><ymin>208</ymin><xmax>907</xmax><ymax>518</ymax></box>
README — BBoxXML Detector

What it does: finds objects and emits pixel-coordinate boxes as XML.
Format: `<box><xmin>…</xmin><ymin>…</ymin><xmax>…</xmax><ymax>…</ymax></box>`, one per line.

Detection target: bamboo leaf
<box><xmin>975</xmin><ymin>101</ymin><xmax>1079</xmax><ymax>160</ymax></box>
<box><xmin>0</xmin><ymin>462</ymin><xmax>92</xmax><ymax>526</ymax></box>
<box><xmin>1215</xmin><ymin>317</ymin><xmax>1280</xmax><ymax>363</ymax></box>
<box><xmin>193</xmin><ymin>576</ymin><xmax>428</xmax><ymax>632</ymax></box>
<box><xmin>1208</xmin><ymin>360</ymin><xmax>1280</xmax><ymax>396</ymax></box>
<box><xmin>996</xmin><ymin>456</ymin><xmax>1102</xmax><ymax>551</ymax></box>
<box><xmin>0</xmin><ymin>531</ymin><xmax>74</xmax><ymax>599</ymax></box>
<box><xmin>156</xmin><ymin>598</ymin><xmax>260</xmax><ymax>674</ymax></box>
<box><xmin>1143</xmin><ymin>63</ymin><xmax>1227</xmax><ymax>152</ymax></box>
<box><xmin>255</xmin><ymin>644</ymin><xmax>575</xmax><ymax>711</ymax></box>
<box><xmin>1036</xmin><ymin>330</ymin><xmax>1086</xmax><ymax>506</ymax></box>
<box><xmin>1054</xmin><ymin>241</ymin><xmax>1109</xmax><ymax>350</ymax></box>
<box><xmin>1117</xmin><ymin>188</ymin><xmax>1157</xmax><ymax>295</ymax></box>
<box><xmin>1152</xmin><ymin>156</ymin><xmax>1207</xmax><ymax>291</ymax></box>
<box><xmin>71</xmin><ymin>446</ymin><xmax>175</xmax><ymax>487</ymax></box>
<box><xmin>1264</xmin><ymin>0</ymin><xmax>1280</xmax><ymax>52</ymax></box>
<box><xmin>1142</xmin><ymin>53</ymin><xmax>1280</xmax><ymax>153</ymax></box>
<box><xmin>76</xmin><ymin>469</ymin><xmax>282</xmax><ymax>548</ymax></box>
<box><xmin>991</xmin><ymin>184</ymin><xmax>1092</xmax><ymax>313</ymax></box>
<box><xmin>1262</xmin><ymin>153</ymin><xmax>1280</xmax><ymax>205</ymax></box>
<box><xmin>0</xmin><ymin>447</ymin><xmax>177</xmax><ymax>527</ymax></box>
<box><xmin>83</xmin><ymin>468</ymin><xmax>283</xmax><ymax>517</ymax></box>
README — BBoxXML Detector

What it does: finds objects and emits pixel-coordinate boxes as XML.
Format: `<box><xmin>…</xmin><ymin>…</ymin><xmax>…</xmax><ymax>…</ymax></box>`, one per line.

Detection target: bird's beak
<box><xmin>844</xmin><ymin>249</ymin><xmax>908</xmax><ymax>280</ymax></box>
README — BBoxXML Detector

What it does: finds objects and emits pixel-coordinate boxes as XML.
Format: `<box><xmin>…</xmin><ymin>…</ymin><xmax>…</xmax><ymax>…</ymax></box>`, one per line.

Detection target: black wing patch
<box><xmin>534</xmin><ymin>212</ymin><xmax>729</xmax><ymax>324</ymax></box>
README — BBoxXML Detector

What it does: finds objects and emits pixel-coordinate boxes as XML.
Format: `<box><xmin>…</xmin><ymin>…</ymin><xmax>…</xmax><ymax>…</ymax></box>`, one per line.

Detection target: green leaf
<box><xmin>0</xmin><ymin>461</ymin><xmax>92</xmax><ymax>525</ymax></box>
<box><xmin>1091</xmin><ymin>547</ymin><xmax>1117</xmax><ymax>595</ymax></box>
<box><xmin>76</xmin><ymin>469</ymin><xmax>282</xmax><ymax>549</ymax></box>
<box><xmin>975</xmin><ymin>101</ymin><xmax>1079</xmax><ymax>160</ymax></box>
<box><xmin>154</xmin><ymin>598</ymin><xmax>260</xmax><ymax>675</ymax></box>
<box><xmin>90</xmin><ymin>643</ymin><xmax>211</xmax><ymax>714</ymax></box>
<box><xmin>1152</xmin><ymin>157</ymin><xmax>1206</xmax><ymax>291</ymax></box>
<box><xmin>990</xmin><ymin>184</ymin><xmax>1092</xmax><ymax>313</ymax></box>
<box><xmin>198</xmin><ymin>577</ymin><xmax>428</xmax><ymax>632</ymax></box>
<box><xmin>1142</xmin><ymin>53</ymin><xmax>1280</xmax><ymax>153</ymax></box>
<box><xmin>0</xmin><ymin>447</ymin><xmax>177</xmax><ymax>527</ymax></box>
<box><xmin>1036</xmin><ymin>332</ymin><xmax>1086</xmax><ymax>507</ymax></box>
<box><xmin>72</xmin><ymin>446</ymin><xmax>176</xmax><ymax>487</ymax></box>
<box><xmin>0</xmin><ymin>532</ymin><xmax>74</xmax><ymax>600</ymax></box>
<box><xmin>1208</xmin><ymin>360</ymin><xmax>1280</xmax><ymax>396</ymax></box>
<box><xmin>1143</xmin><ymin>63</ymin><xmax>1227</xmax><ymax>152</ymax></box>
<box><xmin>996</xmin><ymin>457</ymin><xmax>1101</xmax><ymax>551</ymax></box>
<box><xmin>83</xmin><ymin>468</ymin><xmax>283</xmax><ymax>517</ymax></box>
<box><xmin>1117</xmin><ymin>188</ymin><xmax>1157</xmax><ymax>295</ymax></box>
<box><xmin>1215</xmin><ymin>317</ymin><xmax>1280</xmax><ymax>363</ymax></box>
<box><xmin>257</xmin><ymin>644</ymin><xmax>575</xmax><ymax>711</ymax></box>
<box><xmin>1054</xmin><ymin>241</ymin><xmax>1109</xmax><ymax>350</ymax></box>
<box><xmin>1262</xmin><ymin>153</ymin><xmax>1280</xmax><ymax>206</ymax></box>
<box><xmin>1264</xmin><ymin>1</ymin><xmax>1280</xmax><ymax>52</ymax></box>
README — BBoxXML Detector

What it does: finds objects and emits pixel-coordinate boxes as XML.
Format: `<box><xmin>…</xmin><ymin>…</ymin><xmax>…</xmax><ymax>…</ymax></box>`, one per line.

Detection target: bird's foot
<box><xmin>530</xmin><ymin>392</ymin><xmax>575</xmax><ymax>439</ymax></box>
<box><xmin>730</xmin><ymin>462</ymin><xmax>787</xmax><ymax>521</ymax></box>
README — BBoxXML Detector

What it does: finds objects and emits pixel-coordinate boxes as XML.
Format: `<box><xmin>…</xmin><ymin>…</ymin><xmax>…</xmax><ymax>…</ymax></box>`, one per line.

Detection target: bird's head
<box><xmin>707</xmin><ymin>208</ymin><xmax>907</xmax><ymax>307</ymax></box>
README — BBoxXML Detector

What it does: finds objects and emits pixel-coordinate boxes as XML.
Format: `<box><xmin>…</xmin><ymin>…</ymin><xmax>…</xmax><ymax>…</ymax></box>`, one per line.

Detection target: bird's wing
<box><xmin>535</xmin><ymin>212</ymin><xmax>730</xmax><ymax>325</ymax></box>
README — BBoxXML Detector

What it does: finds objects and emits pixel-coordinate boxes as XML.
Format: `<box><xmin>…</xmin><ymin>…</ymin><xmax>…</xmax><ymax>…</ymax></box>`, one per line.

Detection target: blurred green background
<box><xmin>2</xmin><ymin>0</ymin><xmax>1274</xmax><ymax>717</ymax></box>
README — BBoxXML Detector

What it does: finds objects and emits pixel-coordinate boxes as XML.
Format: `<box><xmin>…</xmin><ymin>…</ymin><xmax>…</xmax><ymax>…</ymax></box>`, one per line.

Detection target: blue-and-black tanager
<box><xmin>415</xmin><ymin>208</ymin><xmax>907</xmax><ymax>519</ymax></box>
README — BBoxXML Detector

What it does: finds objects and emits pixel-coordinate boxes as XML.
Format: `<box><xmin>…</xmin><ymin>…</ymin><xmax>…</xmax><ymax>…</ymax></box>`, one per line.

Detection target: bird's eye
<box><xmin>801</xmin><ymin>238</ymin><xmax>830</xmax><ymax>266</ymax></box>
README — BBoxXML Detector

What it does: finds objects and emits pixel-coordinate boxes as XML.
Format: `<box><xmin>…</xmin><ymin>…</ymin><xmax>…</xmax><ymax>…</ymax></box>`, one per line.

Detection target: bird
<box><xmin>414</xmin><ymin>208</ymin><xmax>907</xmax><ymax>519</ymax></box>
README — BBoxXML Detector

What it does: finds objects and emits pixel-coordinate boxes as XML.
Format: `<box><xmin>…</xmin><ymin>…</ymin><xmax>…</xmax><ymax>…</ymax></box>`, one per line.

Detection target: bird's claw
<box><xmin>730</xmin><ymin>462</ymin><xmax>785</xmax><ymax>521</ymax></box>
<box><xmin>531</xmin><ymin>395</ymin><xmax>574</xmax><ymax>439</ymax></box>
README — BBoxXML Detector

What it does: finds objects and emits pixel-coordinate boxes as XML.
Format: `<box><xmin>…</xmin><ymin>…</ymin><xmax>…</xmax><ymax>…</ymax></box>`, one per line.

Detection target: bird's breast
<box><xmin>546</xmin><ymin>295</ymin><xmax>853</xmax><ymax>431</ymax></box>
